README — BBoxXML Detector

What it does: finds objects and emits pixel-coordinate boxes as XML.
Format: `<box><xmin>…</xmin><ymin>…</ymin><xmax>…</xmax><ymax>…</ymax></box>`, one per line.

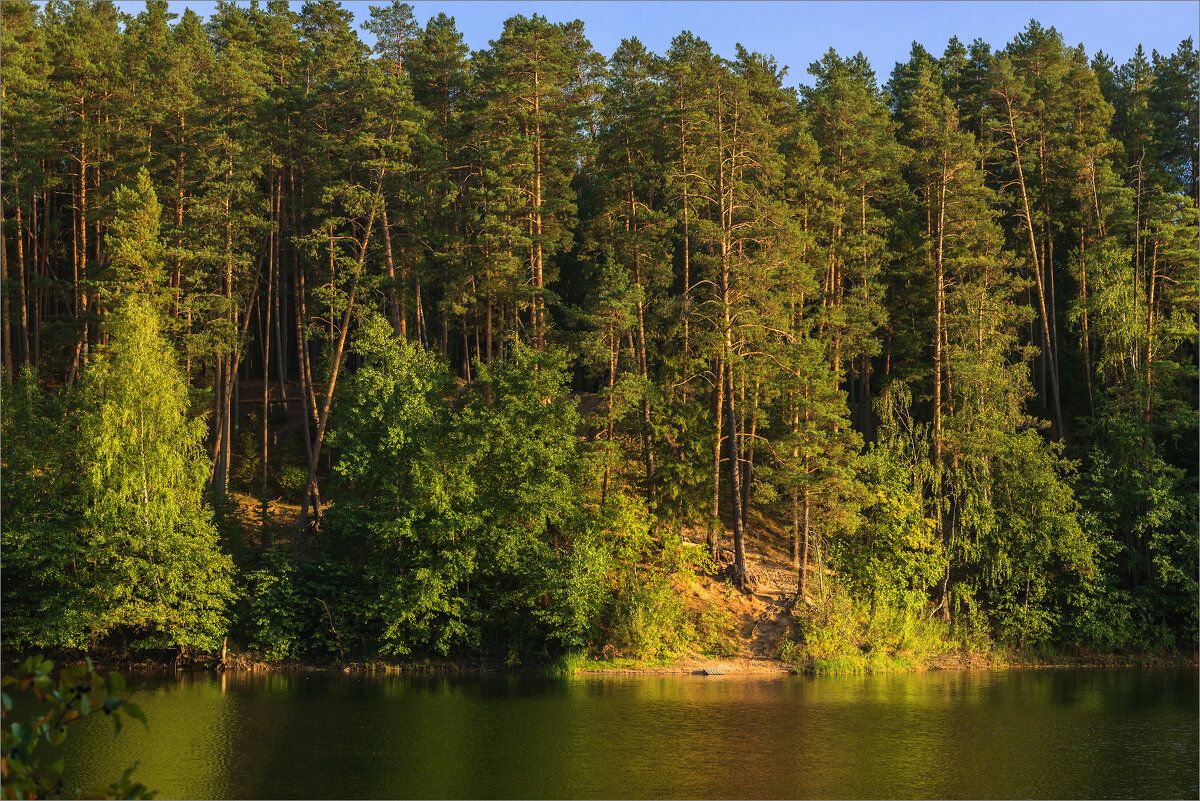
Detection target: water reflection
<box><xmin>43</xmin><ymin>668</ymin><xmax>1198</xmax><ymax>799</ymax></box>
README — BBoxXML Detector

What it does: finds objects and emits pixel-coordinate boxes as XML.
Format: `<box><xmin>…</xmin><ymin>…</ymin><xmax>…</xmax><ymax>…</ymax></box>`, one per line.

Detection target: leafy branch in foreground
<box><xmin>1</xmin><ymin>656</ymin><xmax>153</xmax><ymax>800</ymax></box>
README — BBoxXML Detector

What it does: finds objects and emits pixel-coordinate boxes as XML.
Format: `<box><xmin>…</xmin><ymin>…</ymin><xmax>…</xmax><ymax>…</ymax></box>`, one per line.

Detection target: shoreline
<box><xmin>568</xmin><ymin>651</ymin><xmax>1200</xmax><ymax>676</ymax></box>
<box><xmin>11</xmin><ymin>648</ymin><xmax>1195</xmax><ymax>678</ymax></box>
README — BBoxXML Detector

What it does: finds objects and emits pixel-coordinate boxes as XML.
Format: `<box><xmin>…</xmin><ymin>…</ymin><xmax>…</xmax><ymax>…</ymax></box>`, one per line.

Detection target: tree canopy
<box><xmin>2</xmin><ymin>4</ymin><xmax>1196</xmax><ymax>663</ymax></box>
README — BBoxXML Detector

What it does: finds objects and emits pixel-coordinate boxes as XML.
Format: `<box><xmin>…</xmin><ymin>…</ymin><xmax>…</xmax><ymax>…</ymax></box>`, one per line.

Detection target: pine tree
<box><xmin>661</xmin><ymin>31</ymin><xmax>723</xmax><ymax>554</ymax></box>
<box><xmin>42</xmin><ymin>0</ymin><xmax>125</xmax><ymax>384</ymax></box>
<box><xmin>802</xmin><ymin>49</ymin><xmax>902</xmax><ymax>437</ymax></box>
<box><xmin>363</xmin><ymin>1</ymin><xmax>419</xmax><ymax>76</ymax></box>
<box><xmin>591</xmin><ymin>36</ymin><xmax>671</xmax><ymax>504</ymax></box>
<box><xmin>474</xmin><ymin>15</ymin><xmax>592</xmax><ymax>350</ymax></box>
<box><xmin>407</xmin><ymin>12</ymin><xmax>470</xmax><ymax>360</ymax></box>
<box><xmin>1</xmin><ymin>0</ymin><xmax>51</xmax><ymax>378</ymax></box>
<box><xmin>293</xmin><ymin>12</ymin><xmax>402</xmax><ymax>538</ymax></box>
<box><xmin>890</xmin><ymin>51</ymin><xmax>1034</xmax><ymax>619</ymax></box>
<box><xmin>988</xmin><ymin>48</ymin><xmax>1066</xmax><ymax>438</ymax></box>
<box><xmin>1149</xmin><ymin>39</ymin><xmax>1199</xmax><ymax>206</ymax></box>
<box><xmin>101</xmin><ymin>168</ymin><xmax>168</xmax><ymax>304</ymax></box>
<box><xmin>193</xmin><ymin>1</ymin><xmax>271</xmax><ymax>505</ymax></box>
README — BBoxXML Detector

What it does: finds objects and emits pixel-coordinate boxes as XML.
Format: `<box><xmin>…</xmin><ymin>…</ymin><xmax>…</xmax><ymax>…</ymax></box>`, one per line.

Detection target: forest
<box><xmin>1</xmin><ymin>0</ymin><xmax>1196</xmax><ymax>669</ymax></box>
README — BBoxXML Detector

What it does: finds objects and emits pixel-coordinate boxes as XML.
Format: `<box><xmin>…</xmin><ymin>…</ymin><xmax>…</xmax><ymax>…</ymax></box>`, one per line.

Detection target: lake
<box><xmin>42</xmin><ymin>667</ymin><xmax>1199</xmax><ymax>799</ymax></box>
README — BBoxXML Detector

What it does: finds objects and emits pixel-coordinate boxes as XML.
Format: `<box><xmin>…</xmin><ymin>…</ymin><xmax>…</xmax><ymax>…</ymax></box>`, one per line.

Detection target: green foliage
<box><xmin>230</xmin><ymin>413</ymin><xmax>309</xmax><ymax>501</ymax></box>
<box><xmin>604</xmin><ymin>555</ymin><xmax>687</xmax><ymax>660</ymax></box>
<box><xmin>599</xmin><ymin>504</ymin><xmax>737</xmax><ymax>660</ymax></box>
<box><xmin>864</xmin><ymin>381</ymin><xmax>1102</xmax><ymax>651</ymax></box>
<box><xmin>77</xmin><ymin>300</ymin><xmax>236</xmax><ymax>649</ymax></box>
<box><xmin>975</xmin><ymin>432</ymin><xmax>1098</xmax><ymax>647</ymax></box>
<box><xmin>2</xmin><ymin>8</ymin><xmax>1195</xmax><ymax>667</ymax></box>
<box><xmin>230</xmin><ymin>413</ymin><xmax>263</xmax><ymax>495</ymax></box>
<box><xmin>289</xmin><ymin>322</ymin><xmax>706</xmax><ymax>662</ymax></box>
<box><xmin>2</xmin><ymin>301</ymin><xmax>234</xmax><ymax>652</ymax></box>
<box><xmin>276</xmin><ymin>465</ymin><xmax>310</xmax><ymax>497</ymax></box>
<box><xmin>1</xmin><ymin>656</ymin><xmax>153</xmax><ymax>800</ymax></box>
<box><xmin>457</xmin><ymin>342</ymin><xmax>607</xmax><ymax>655</ymax></box>
<box><xmin>319</xmin><ymin>313</ymin><xmax>476</xmax><ymax>658</ymax></box>
<box><xmin>691</xmin><ymin>602</ymin><xmax>740</xmax><ymax>659</ymax></box>
<box><xmin>1</xmin><ymin>370</ymin><xmax>91</xmax><ymax>649</ymax></box>
<box><xmin>779</xmin><ymin>580</ymin><xmax>951</xmax><ymax>674</ymax></box>
<box><xmin>844</xmin><ymin>441</ymin><xmax>945</xmax><ymax>614</ymax></box>
<box><xmin>544</xmin><ymin>650</ymin><xmax>590</xmax><ymax>678</ymax></box>
<box><xmin>1075</xmin><ymin>403</ymin><xmax>1199</xmax><ymax>650</ymax></box>
<box><xmin>101</xmin><ymin>169</ymin><xmax>168</xmax><ymax>306</ymax></box>
<box><xmin>239</xmin><ymin>321</ymin><xmax>726</xmax><ymax>664</ymax></box>
<box><xmin>239</xmin><ymin>550</ymin><xmax>309</xmax><ymax>662</ymax></box>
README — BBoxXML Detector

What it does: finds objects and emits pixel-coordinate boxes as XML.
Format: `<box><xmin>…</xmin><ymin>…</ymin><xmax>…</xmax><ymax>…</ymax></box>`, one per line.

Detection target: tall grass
<box><xmin>545</xmin><ymin>650</ymin><xmax>589</xmax><ymax>677</ymax></box>
<box><xmin>778</xmin><ymin>581</ymin><xmax>961</xmax><ymax>674</ymax></box>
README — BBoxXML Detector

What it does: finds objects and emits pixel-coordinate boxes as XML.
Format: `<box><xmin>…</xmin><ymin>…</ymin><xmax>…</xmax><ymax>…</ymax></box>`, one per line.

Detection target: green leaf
<box><xmin>123</xmin><ymin>702</ymin><xmax>147</xmax><ymax>731</ymax></box>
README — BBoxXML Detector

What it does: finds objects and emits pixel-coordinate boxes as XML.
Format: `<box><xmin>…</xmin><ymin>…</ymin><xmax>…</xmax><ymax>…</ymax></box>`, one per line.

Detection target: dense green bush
<box><xmin>1074</xmin><ymin>404</ymin><xmax>1199</xmax><ymax>651</ymax></box>
<box><xmin>2</xmin><ymin>301</ymin><xmax>234</xmax><ymax>653</ymax></box>
<box><xmin>238</xmin><ymin>550</ymin><xmax>311</xmax><ymax>661</ymax></box>
<box><xmin>247</xmin><ymin>316</ymin><xmax>713</xmax><ymax>663</ymax></box>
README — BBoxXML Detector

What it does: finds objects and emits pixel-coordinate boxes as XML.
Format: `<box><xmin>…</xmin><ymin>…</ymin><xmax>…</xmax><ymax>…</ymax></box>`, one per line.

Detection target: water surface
<box><xmin>43</xmin><ymin>667</ymin><xmax>1199</xmax><ymax>799</ymax></box>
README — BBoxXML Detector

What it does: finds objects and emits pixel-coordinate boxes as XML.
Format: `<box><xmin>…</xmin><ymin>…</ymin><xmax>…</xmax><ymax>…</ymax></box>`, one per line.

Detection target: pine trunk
<box><xmin>709</xmin><ymin>353</ymin><xmax>724</xmax><ymax>561</ymax></box>
<box><xmin>296</xmin><ymin>175</ymin><xmax>383</xmax><ymax>548</ymax></box>
<box><xmin>1</xmin><ymin>198</ymin><xmax>11</xmax><ymax>381</ymax></box>
<box><xmin>1002</xmin><ymin>96</ymin><xmax>1064</xmax><ymax>439</ymax></box>
<box><xmin>381</xmin><ymin>204</ymin><xmax>403</xmax><ymax>339</ymax></box>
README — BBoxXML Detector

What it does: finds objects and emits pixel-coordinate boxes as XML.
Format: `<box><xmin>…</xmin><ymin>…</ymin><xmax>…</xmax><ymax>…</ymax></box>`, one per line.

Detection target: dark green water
<box><xmin>38</xmin><ymin>667</ymin><xmax>1199</xmax><ymax>799</ymax></box>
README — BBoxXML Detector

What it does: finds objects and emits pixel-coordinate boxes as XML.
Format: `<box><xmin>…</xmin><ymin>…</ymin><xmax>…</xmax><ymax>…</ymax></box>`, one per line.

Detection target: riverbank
<box><xmin>8</xmin><ymin>501</ymin><xmax>1193</xmax><ymax>680</ymax></box>
<box><xmin>572</xmin><ymin>648</ymin><xmax>1197</xmax><ymax>676</ymax></box>
<box><xmin>14</xmin><ymin>644</ymin><xmax>1193</xmax><ymax>679</ymax></box>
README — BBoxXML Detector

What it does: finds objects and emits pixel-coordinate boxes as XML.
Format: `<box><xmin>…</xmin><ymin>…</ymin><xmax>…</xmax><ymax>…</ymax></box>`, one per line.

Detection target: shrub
<box><xmin>239</xmin><ymin>550</ymin><xmax>310</xmax><ymax>661</ymax></box>
<box><xmin>1</xmin><ymin>656</ymin><xmax>153</xmax><ymax>799</ymax></box>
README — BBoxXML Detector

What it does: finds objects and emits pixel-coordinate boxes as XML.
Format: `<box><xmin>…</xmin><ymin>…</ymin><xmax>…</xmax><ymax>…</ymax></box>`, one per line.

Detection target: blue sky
<box><xmin>118</xmin><ymin>1</ymin><xmax>1199</xmax><ymax>88</ymax></box>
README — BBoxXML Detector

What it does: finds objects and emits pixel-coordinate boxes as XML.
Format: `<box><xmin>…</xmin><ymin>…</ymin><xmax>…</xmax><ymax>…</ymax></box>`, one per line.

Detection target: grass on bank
<box><xmin>772</xmin><ymin>581</ymin><xmax>961</xmax><ymax>675</ymax></box>
<box><xmin>773</xmin><ymin>581</ymin><xmax>1198</xmax><ymax>675</ymax></box>
<box><xmin>545</xmin><ymin>651</ymin><xmax>685</xmax><ymax>676</ymax></box>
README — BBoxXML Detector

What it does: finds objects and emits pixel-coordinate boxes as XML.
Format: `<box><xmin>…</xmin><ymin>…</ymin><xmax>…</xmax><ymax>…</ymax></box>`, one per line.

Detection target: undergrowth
<box><xmin>545</xmin><ymin>650</ymin><xmax>590</xmax><ymax>677</ymax></box>
<box><xmin>778</xmin><ymin>581</ymin><xmax>963</xmax><ymax>674</ymax></box>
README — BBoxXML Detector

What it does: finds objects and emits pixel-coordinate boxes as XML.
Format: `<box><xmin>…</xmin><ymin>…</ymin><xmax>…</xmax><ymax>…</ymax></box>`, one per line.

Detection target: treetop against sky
<box><xmin>107</xmin><ymin>0</ymin><xmax>1199</xmax><ymax>87</ymax></box>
